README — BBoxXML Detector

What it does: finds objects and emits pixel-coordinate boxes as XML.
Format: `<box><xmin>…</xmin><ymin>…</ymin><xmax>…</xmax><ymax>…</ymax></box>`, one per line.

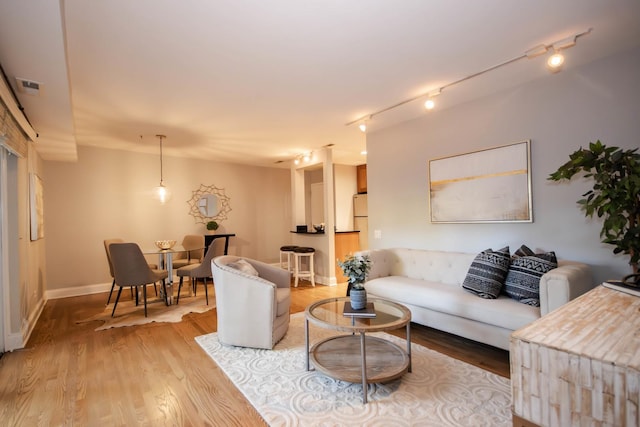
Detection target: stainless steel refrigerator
<box><xmin>353</xmin><ymin>194</ymin><xmax>368</xmax><ymax>250</ymax></box>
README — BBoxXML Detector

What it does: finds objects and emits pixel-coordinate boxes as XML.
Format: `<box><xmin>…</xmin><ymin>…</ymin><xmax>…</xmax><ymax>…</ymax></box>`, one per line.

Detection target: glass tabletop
<box><xmin>143</xmin><ymin>245</ymin><xmax>189</xmax><ymax>255</ymax></box>
<box><xmin>305</xmin><ymin>297</ymin><xmax>411</xmax><ymax>333</ymax></box>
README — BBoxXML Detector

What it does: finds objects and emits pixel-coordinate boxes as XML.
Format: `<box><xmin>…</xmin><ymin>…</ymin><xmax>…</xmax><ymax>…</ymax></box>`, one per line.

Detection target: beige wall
<box><xmin>366</xmin><ymin>46</ymin><xmax>640</xmax><ymax>284</ymax></box>
<box><xmin>42</xmin><ymin>145</ymin><xmax>292</xmax><ymax>292</ymax></box>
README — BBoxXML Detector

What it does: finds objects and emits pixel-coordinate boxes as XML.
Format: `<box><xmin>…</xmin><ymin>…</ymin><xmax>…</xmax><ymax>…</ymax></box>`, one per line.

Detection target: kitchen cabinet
<box><xmin>356</xmin><ymin>164</ymin><xmax>367</xmax><ymax>194</ymax></box>
<box><xmin>334</xmin><ymin>231</ymin><xmax>360</xmax><ymax>281</ymax></box>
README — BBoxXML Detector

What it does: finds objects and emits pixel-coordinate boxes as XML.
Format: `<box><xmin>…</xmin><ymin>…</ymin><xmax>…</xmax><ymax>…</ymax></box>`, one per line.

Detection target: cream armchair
<box><xmin>211</xmin><ymin>256</ymin><xmax>291</xmax><ymax>350</ymax></box>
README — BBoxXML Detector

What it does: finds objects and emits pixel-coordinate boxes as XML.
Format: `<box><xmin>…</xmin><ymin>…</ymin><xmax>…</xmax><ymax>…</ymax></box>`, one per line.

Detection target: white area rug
<box><xmin>78</xmin><ymin>292</ymin><xmax>214</xmax><ymax>331</ymax></box>
<box><xmin>195</xmin><ymin>313</ymin><xmax>511</xmax><ymax>426</ymax></box>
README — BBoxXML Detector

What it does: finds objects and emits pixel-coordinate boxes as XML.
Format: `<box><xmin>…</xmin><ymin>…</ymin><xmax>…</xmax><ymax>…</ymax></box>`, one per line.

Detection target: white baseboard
<box><xmin>5</xmin><ymin>295</ymin><xmax>46</xmax><ymax>351</ymax></box>
<box><xmin>45</xmin><ymin>282</ymin><xmax>113</xmax><ymax>300</ymax></box>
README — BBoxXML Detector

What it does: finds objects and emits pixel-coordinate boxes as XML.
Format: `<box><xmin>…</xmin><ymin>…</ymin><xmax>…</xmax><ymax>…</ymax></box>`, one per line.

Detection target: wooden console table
<box><xmin>510</xmin><ymin>285</ymin><xmax>640</xmax><ymax>427</ymax></box>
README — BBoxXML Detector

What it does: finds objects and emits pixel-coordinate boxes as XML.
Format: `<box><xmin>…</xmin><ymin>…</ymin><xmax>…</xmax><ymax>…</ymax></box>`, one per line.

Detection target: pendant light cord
<box><xmin>157</xmin><ymin>134</ymin><xmax>165</xmax><ymax>184</ymax></box>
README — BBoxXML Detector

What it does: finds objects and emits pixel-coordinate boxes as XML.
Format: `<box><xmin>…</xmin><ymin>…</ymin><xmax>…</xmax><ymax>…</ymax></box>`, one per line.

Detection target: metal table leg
<box><xmin>305</xmin><ymin>317</ymin><xmax>310</xmax><ymax>371</ymax></box>
<box><xmin>406</xmin><ymin>322</ymin><xmax>412</xmax><ymax>372</ymax></box>
<box><xmin>360</xmin><ymin>332</ymin><xmax>367</xmax><ymax>404</ymax></box>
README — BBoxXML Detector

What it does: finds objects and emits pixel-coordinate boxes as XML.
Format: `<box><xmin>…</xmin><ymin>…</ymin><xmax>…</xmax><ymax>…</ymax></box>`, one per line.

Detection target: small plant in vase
<box><xmin>206</xmin><ymin>220</ymin><xmax>219</xmax><ymax>234</ymax></box>
<box><xmin>338</xmin><ymin>254</ymin><xmax>372</xmax><ymax>309</ymax></box>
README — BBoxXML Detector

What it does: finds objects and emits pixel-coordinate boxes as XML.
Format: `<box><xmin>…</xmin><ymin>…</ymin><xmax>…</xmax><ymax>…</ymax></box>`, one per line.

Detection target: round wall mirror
<box><xmin>198</xmin><ymin>194</ymin><xmax>219</xmax><ymax>217</ymax></box>
<box><xmin>187</xmin><ymin>184</ymin><xmax>231</xmax><ymax>224</ymax></box>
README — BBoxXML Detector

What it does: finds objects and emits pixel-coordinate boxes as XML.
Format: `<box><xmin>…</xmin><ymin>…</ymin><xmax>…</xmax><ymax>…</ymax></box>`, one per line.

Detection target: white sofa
<box><xmin>359</xmin><ymin>248</ymin><xmax>594</xmax><ymax>350</ymax></box>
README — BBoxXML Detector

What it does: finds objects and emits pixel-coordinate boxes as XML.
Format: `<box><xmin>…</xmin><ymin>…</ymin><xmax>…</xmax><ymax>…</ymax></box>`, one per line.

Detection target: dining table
<box><xmin>143</xmin><ymin>244</ymin><xmax>204</xmax><ymax>304</ymax></box>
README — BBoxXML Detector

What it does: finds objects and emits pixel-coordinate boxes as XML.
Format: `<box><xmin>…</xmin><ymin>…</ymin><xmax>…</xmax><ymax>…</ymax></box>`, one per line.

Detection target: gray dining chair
<box><xmin>175</xmin><ymin>240</ymin><xmax>218</xmax><ymax>305</ymax></box>
<box><xmin>172</xmin><ymin>234</ymin><xmax>205</xmax><ymax>269</ymax></box>
<box><xmin>104</xmin><ymin>238</ymin><xmax>158</xmax><ymax>305</ymax></box>
<box><xmin>109</xmin><ymin>243</ymin><xmax>169</xmax><ymax>317</ymax></box>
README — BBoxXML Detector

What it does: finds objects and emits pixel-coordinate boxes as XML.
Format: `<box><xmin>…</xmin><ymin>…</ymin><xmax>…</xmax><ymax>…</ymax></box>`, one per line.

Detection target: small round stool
<box><xmin>279</xmin><ymin>245</ymin><xmax>299</xmax><ymax>271</ymax></box>
<box><xmin>293</xmin><ymin>247</ymin><xmax>315</xmax><ymax>288</ymax></box>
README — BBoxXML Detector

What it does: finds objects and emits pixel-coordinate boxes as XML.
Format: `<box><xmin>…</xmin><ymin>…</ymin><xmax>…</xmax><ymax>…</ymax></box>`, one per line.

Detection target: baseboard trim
<box><xmin>5</xmin><ymin>295</ymin><xmax>46</xmax><ymax>351</ymax></box>
<box><xmin>45</xmin><ymin>282</ymin><xmax>112</xmax><ymax>300</ymax></box>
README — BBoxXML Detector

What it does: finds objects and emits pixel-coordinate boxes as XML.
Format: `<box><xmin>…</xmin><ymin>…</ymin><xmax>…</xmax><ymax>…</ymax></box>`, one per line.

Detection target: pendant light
<box><xmin>153</xmin><ymin>134</ymin><xmax>171</xmax><ymax>204</ymax></box>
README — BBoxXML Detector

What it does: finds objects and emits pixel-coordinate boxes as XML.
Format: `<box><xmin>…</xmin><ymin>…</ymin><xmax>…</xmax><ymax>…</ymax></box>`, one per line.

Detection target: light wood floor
<box><xmin>0</xmin><ymin>281</ymin><xmax>510</xmax><ymax>426</ymax></box>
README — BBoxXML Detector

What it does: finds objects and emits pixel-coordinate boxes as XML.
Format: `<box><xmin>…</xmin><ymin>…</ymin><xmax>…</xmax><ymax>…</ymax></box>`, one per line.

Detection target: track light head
<box><xmin>424</xmin><ymin>89</ymin><xmax>440</xmax><ymax>110</ymax></box>
<box><xmin>424</xmin><ymin>99</ymin><xmax>435</xmax><ymax>110</ymax></box>
<box><xmin>547</xmin><ymin>51</ymin><xmax>565</xmax><ymax>72</ymax></box>
<box><xmin>359</xmin><ymin>122</ymin><xmax>367</xmax><ymax>132</ymax></box>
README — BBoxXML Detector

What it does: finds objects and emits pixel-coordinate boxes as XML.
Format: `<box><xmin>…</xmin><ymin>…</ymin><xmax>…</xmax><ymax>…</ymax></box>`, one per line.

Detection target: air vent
<box><xmin>15</xmin><ymin>77</ymin><xmax>42</xmax><ymax>96</ymax></box>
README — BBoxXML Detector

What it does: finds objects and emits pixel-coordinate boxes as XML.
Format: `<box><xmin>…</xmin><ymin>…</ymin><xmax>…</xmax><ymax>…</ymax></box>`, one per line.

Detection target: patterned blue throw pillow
<box><xmin>462</xmin><ymin>246</ymin><xmax>511</xmax><ymax>299</ymax></box>
<box><xmin>504</xmin><ymin>245</ymin><xmax>557</xmax><ymax>306</ymax></box>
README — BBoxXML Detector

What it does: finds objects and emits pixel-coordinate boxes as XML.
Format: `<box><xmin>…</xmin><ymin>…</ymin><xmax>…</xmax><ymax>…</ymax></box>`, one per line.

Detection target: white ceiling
<box><xmin>0</xmin><ymin>1</ymin><xmax>639</xmax><ymax>167</ymax></box>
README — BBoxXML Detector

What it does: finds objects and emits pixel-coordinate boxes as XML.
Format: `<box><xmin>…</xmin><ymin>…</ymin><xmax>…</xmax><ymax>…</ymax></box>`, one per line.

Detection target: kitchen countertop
<box><xmin>290</xmin><ymin>230</ymin><xmax>360</xmax><ymax>234</ymax></box>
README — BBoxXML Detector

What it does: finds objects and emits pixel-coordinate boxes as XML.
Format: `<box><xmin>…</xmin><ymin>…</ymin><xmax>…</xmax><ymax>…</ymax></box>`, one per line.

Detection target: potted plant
<box><xmin>206</xmin><ymin>220</ymin><xmax>219</xmax><ymax>234</ymax></box>
<box><xmin>549</xmin><ymin>141</ymin><xmax>640</xmax><ymax>284</ymax></box>
<box><xmin>338</xmin><ymin>254</ymin><xmax>372</xmax><ymax>309</ymax></box>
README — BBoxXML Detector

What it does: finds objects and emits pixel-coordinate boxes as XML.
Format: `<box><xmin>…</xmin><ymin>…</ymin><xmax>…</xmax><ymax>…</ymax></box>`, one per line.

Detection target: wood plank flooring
<box><xmin>0</xmin><ymin>281</ymin><xmax>510</xmax><ymax>426</ymax></box>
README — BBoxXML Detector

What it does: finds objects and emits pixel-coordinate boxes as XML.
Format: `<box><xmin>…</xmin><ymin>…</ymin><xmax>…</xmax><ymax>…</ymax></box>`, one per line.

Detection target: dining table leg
<box><xmin>157</xmin><ymin>251</ymin><xmax>176</xmax><ymax>304</ymax></box>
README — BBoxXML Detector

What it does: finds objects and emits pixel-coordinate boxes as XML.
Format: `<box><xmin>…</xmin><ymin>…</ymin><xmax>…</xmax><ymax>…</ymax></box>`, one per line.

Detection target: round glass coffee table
<box><xmin>304</xmin><ymin>297</ymin><xmax>412</xmax><ymax>403</ymax></box>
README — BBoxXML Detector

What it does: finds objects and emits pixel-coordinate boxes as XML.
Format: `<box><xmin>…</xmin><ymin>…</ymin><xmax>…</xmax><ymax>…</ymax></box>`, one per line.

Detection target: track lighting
<box><xmin>545</xmin><ymin>35</ymin><xmax>576</xmax><ymax>73</ymax></box>
<box><xmin>547</xmin><ymin>51</ymin><xmax>565</xmax><ymax>72</ymax></box>
<box><xmin>292</xmin><ymin>151</ymin><xmax>313</xmax><ymax>165</ymax></box>
<box><xmin>424</xmin><ymin>89</ymin><xmax>441</xmax><ymax>110</ymax></box>
<box><xmin>346</xmin><ymin>28</ymin><xmax>592</xmax><ymax>128</ymax></box>
<box><xmin>359</xmin><ymin>116</ymin><xmax>371</xmax><ymax>132</ymax></box>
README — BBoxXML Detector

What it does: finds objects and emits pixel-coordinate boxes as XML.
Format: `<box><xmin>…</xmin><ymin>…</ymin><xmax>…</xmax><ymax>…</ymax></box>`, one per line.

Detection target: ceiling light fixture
<box><xmin>547</xmin><ymin>51</ymin><xmax>565</xmax><ymax>72</ymax></box>
<box><xmin>346</xmin><ymin>28</ymin><xmax>592</xmax><ymax>128</ymax></box>
<box><xmin>545</xmin><ymin>34</ymin><xmax>576</xmax><ymax>73</ymax></box>
<box><xmin>424</xmin><ymin>89</ymin><xmax>441</xmax><ymax>110</ymax></box>
<box><xmin>292</xmin><ymin>151</ymin><xmax>313</xmax><ymax>165</ymax></box>
<box><xmin>152</xmin><ymin>134</ymin><xmax>171</xmax><ymax>204</ymax></box>
<box><xmin>359</xmin><ymin>115</ymin><xmax>372</xmax><ymax>132</ymax></box>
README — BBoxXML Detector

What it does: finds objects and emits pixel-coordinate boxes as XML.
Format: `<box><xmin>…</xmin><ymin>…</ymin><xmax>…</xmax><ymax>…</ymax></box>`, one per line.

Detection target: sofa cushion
<box><xmin>462</xmin><ymin>246</ymin><xmax>511</xmax><ymax>299</ymax></box>
<box><xmin>504</xmin><ymin>247</ymin><xmax>557</xmax><ymax>306</ymax></box>
<box><xmin>365</xmin><ymin>276</ymin><xmax>539</xmax><ymax>331</ymax></box>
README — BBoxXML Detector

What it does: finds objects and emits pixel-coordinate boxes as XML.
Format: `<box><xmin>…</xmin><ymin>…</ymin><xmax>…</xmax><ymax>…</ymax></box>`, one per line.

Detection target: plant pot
<box><xmin>350</xmin><ymin>287</ymin><xmax>367</xmax><ymax>310</ymax></box>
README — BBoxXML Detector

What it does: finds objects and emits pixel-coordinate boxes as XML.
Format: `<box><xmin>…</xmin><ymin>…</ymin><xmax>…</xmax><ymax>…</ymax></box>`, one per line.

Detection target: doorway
<box><xmin>0</xmin><ymin>145</ymin><xmax>18</xmax><ymax>354</ymax></box>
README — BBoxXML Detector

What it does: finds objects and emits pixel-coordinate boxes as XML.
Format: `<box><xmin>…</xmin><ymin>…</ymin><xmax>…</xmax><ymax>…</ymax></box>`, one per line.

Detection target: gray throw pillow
<box><xmin>228</xmin><ymin>259</ymin><xmax>259</xmax><ymax>276</ymax></box>
<box><xmin>504</xmin><ymin>246</ymin><xmax>557</xmax><ymax>306</ymax></box>
<box><xmin>462</xmin><ymin>246</ymin><xmax>511</xmax><ymax>299</ymax></box>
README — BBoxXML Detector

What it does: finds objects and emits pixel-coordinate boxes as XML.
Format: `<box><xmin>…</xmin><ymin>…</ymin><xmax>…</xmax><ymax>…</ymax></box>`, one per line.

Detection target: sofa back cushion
<box><xmin>366</xmin><ymin>248</ymin><xmax>476</xmax><ymax>286</ymax></box>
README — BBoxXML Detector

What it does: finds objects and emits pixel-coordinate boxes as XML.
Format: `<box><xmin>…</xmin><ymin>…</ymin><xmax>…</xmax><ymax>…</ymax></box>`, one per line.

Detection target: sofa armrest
<box><xmin>539</xmin><ymin>261</ymin><xmax>594</xmax><ymax>315</ymax></box>
<box><xmin>356</xmin><ymin>249</ymin><xmax>393</xmax><ymax>280</ymax></box>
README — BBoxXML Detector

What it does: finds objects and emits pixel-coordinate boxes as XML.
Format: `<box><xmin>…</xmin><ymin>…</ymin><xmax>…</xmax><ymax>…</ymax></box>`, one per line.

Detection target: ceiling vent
<box><xmin>15</xmin><ymin>77</ymin><xmax>42</xmax><ymax>96</ymax></box>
